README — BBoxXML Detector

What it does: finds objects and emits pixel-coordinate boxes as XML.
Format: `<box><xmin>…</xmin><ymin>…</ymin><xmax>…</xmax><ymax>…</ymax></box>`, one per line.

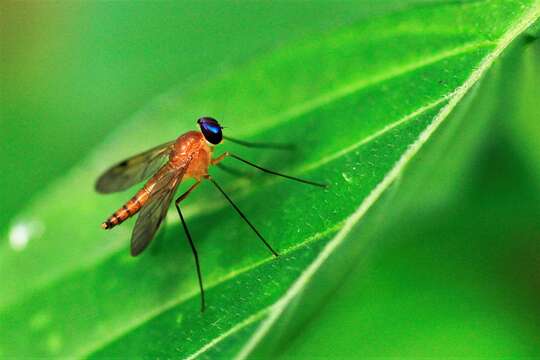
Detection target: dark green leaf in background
<box><xmin>1</xmin><ymin>0</ymin><xmax>539</xmax><ymax>358</ymax></box>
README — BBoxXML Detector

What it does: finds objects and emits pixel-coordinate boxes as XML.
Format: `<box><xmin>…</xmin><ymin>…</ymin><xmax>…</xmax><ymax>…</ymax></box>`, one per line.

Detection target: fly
<box><xmin>96</xmin><ymin>117</ymin><xmax>326</xmax><ymax>311</ymax></box>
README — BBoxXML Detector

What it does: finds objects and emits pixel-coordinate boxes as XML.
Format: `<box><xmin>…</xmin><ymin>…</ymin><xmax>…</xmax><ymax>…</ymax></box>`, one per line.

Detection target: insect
<box><xmin>96</xmin><ymin>117</ymin><xmax>325</xmax><ymax>311</ymax></box>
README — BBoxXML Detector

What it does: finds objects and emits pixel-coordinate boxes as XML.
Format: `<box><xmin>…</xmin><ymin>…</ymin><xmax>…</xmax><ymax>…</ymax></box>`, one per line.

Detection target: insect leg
<box><xmin>215</xmin><ymin>163</ymin><xmax>253</xmax><ymax>178</ymax></box>
<box><xmin>223</xmin><ymin>135</ymin><xmax>295</xmax><ymax>151</ymax></box>
<box><xmin>207</xmin><ymin>176</ymin><xmax>279</xmax><ymax>258</ymax></box>
<box><xmin>211</xmin><ymin>152</ymin><xmax>229</xmax><ymax>165</ymax></box>
<box><xmin>213</xmin><ymin>152</ymin><xmax>327</xmax><ymax>188</ymax></box>
<box><xmin>174</xmin><ymin>181</ymin><xmax>206</xmax><ymax>312</ymax></box>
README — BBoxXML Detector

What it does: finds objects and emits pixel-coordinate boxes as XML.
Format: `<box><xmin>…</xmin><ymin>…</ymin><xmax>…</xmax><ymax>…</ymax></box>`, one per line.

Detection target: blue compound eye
<box><xmin>197</xmin><ymin>117</ymin><xmax>223</xmax><ymax>145</ymax></box>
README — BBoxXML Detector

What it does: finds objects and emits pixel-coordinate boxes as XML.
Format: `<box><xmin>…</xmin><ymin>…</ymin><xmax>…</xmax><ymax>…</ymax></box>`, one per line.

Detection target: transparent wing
<box><xmin>130</xmin><ymin>165</ymin><xmax>187</xmax><ymax>256</ymax></box>
<box><xmin>95</xmin><ymin>140</ymin><xmax>175</xmax><ymax>194</ymax></box>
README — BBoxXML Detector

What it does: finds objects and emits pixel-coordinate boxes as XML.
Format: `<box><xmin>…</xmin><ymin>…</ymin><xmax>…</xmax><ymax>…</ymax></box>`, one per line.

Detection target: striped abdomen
<box><xmin>101</xmin><ymin>185</ymin><xmax>152</xmax><ymax>230</ymax></box>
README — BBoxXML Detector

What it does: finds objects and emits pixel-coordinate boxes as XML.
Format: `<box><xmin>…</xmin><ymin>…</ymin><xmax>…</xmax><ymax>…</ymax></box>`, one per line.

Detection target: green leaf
<box><xmin>1</xmin><ymin>1</ymin><xmax>538</xmax><ymax>358</ymax></box>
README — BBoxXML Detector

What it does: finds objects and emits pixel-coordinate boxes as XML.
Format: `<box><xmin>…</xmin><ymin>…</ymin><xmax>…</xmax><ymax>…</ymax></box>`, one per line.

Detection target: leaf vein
<box><xmin>249</xmin><ymin>39</ymin><xmax>494</xmax><ymax>137</ymax></box>
<box><xmin>184</xmin><ymin>306</ymin><xmax>271</xmax><ymax>360</ymax></box>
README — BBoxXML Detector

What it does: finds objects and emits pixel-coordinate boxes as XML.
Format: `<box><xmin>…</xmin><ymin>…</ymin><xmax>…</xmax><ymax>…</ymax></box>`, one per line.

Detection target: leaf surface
<box><xmin>0</xmin><ymin>1</ymin><xmax>538</xmax><ymax>358</ymax></box>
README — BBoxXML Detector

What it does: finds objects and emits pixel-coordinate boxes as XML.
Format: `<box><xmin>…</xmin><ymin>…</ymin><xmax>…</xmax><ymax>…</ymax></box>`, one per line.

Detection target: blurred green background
<box><xmin>1</xmin><ymin>1</ymin><xmax>539</xmax><ymax>358</ymax></box>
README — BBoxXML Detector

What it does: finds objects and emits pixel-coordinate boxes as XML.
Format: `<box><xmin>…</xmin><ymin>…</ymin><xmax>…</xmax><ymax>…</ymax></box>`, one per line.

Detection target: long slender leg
<box><xmin>174</xmin><ymin>181</ymin><xmax>206</xmax><ymax>312</ymax></box>
<box><xmin>207</xmin><ymin>176</ymin><xmax>279</xmax><ymax>257</ymax></box>
<box><xmin>216</xmin><ymin>163</ymin><xmax>252</xmax><ymax>178</ymax></box>
<box><xmin>212</xmin><ymin>152</ymin><xmax>327</xmax><ymax>188</ymax></box>
<box><xmin>223</xmin><ymin>135</ymin><xmax>295</xmax><ymax>151</ymax></box>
